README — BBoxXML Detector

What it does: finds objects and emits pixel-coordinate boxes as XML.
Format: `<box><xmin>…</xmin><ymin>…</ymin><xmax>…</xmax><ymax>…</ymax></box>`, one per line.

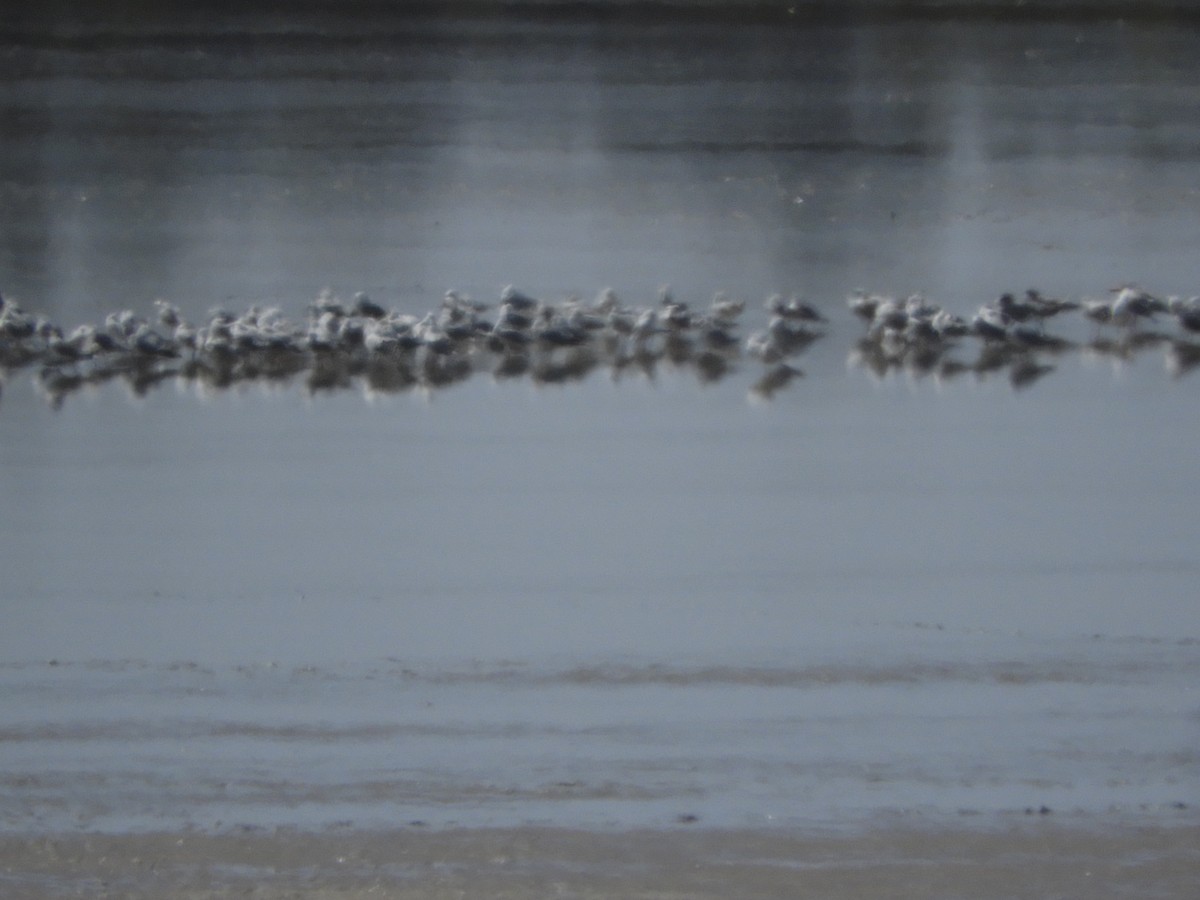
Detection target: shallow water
<box><xmin>1</xmin><ymin>636</ymin><xmax>1197</xmax><ymax>834</ymax></box>
<box><xmin>2</xmin><ymin>2</ymin><xmax>1199</xmax><ymax>847</ymax></box>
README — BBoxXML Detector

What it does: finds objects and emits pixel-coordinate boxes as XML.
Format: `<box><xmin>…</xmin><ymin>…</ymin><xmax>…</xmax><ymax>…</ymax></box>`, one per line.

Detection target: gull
<box><xmin>996</xmin><ymin>292</ymin><xmax>1038</xmax><ymax>325</ymax></box>
<box><xmin>129</xmin><ymin>323</ymin><xmax>179</xmax><ymax>359</ymax></box>
<box><xmin>533</xmin><ymin>310</ymin><xmax>589</xmax><ymax>347</ymax></box>
<box><xmin>229</xmin><ymin>308</ymin><xmax>277</xmax><ymax>350</ymax></box>
<box><xmin>902</xmin><ymin>315</ymin><xmax>942</xmax><ymax>345</ymax></box>
<box><xmin>40</xmin><ymin>322</ymin><xmax>86</xmax><ymax>363</ymax></box>
<box><xmin>591</xmin><ymin>287</ymin><xmax>620</xmax><ymax>315</ymax></box>
<box><xmin>199</xmin><ymin>318</ymin><xmax>236</xmax><ymax>356</ymax></box>
<box><xmin>1023</xmin><ymin>289</ymin><xmax>1079</xmax><ymax>329</ymax></box>
<box><xmin>386</xmin><ymin>315</ymin><xmax>425</xmax><ymax>352</ymax></box>
<box><xmin>173</xmin><ymin>320</ymin><xmax>199</xmax><ymax>355</ymax></box>
<box><xmin>631</xmin><ymin>307</ymin><xmax>660</xmax><ymax>343</ymax></box>
<box><xmin>1</xmin><ymin>299</ymin><xmax>37</xmax><ymax>340</ymax></box>
<box><xmin>444</xmin><ymin>289</ymin><xmax>490</xmax><ymax>314</ymax></box>
<box><xmin>154</xmin><ymin>299</ymin><xmax>182</xmax><ymax>329</ymax></box>
<box><xmin>866</xmin><ymin>295</ymin><xmax>908</xmax><ymax>337</ymax></box>
<box><xmin>64</xmin><ymin>323</ymin><xmax>110</xmax><ymax>357</ymax></box>
<box><xmin>488</xmin><ymin>322</ymin><xmax>532</xmax><ymax>350</ymax></box>
<box><xmin>745</xmin><ymin>316</ymin><xmax>817</xmax><ymax>362</ymax></box>
<box><xmin>971</xmin><ymin>304</ymin><xmax>1009</xmax><ymax>341</ymax></box>
<box><xmin>766</xmin><ymin>293</ymin><xmax>826</xmax><ymax>324</ymax></box>
<box><xmin>606</xmin><ymin>305</ymin><xmax>636</xmax><ymax>337</ymax></box>
<box><xmin>564</xmin><ymin>304</ymin><xmax>607</xmax><ymax>333</ymax></box>
<box><xmin>1080</xmin><ymin>298</ymin><xmax>1113</xmax><ymax>330</ymax></box>
<box><xmin>847</xmin><ymin>289</ymin><xmax>885</xmax><ymax>325</ymax></box>
<box><xmin>744</xmin><ymin>328</ymin><xmax>778</xmax><ymax>362</ymax></box>
<box><xmin>306</xmin><ymin>311</ymin><xmax>342</xmax><ymax>352</ymax></box>
<box><xmin>363</xmin><ymin>318</ymin><xmax>403</xmax><ymax>355</ymax></box>
<box><xmin>661</xmin><ymin>300</ymin><xmax>692</xmax><ymax>331</ymax></box>
<box><xmin>903</xmin><ymin>293</ymin><xmax>940</xmax><ymax>321</ymax></box>
<box><xmin>499</xmin><ymin>285</ymin><xmax>539</xmax><ymax>312</ymax></box>
<box><xmin>337</xmin><ymin>314</ymin><xmax>366</xmax><ymax>349</ymax></box>
<box><xmin>437</xmin><ymin>304</ymin><xmax>479</xmax><ymax>341</ymax></box>
<box><xmin>415</xmin><ymin>312</ymin><xmax>453</xmax><ymax>355</ymax></box>
<box><xmin>709</xmin><ymin>293</ymin><xmax>745</xmax><ymax>324</ymax></box>
<box><xmin>931</xmin><ymin>309</ymin><xmax>969</xmax><ymax>339</ymax></box>
<box><xmin>1110</xmin><ymin>286</ymin><xmax>1163</xmax><ymax>330</ymax></box>
<box><xmin>496</xmin><ymin>302</ymin><xmax>535</xmax><ymax>332</ymax></box>
<box><xmin>309</xmin><ymin>289</ymin><xmax>347</xmax><ymax>318</ymax></box>
<box><xmin>440</xmin><ymin>294</ymin><xmax>477</xmax><ymax>325</ymax></box>
<box><xmin>104</xmin><ymin>309</ymin><xmax>143</xmax><ymax>345</ymax></box>
<box><xmin>353</xmin><ymin>292</ymin><xmax>387</xmax><ymax>320</ymax></box>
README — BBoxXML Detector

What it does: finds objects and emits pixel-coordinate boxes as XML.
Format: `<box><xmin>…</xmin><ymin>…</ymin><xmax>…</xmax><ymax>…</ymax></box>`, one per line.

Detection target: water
<box><xmin>1</xmin><ymin>638</ymin><xmax>1196</xmax><ymax>834</ymax></box>
<box><xmin>6</xmin><ymin>6</ymin><xmax>1200</xmax><ymax>319</ymax></box>
<box><xmin>1</xmin><ymin>0</ymin><xmax>1198</xmax><ymax>857</ymax></box>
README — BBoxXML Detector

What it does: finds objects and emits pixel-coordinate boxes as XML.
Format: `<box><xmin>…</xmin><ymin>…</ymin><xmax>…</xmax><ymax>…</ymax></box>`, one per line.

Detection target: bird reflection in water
<box><xmin>2</xmin><ymin>283</ymin><xmax>1198</xmax><ymax>411</ymax></box>
<box><xmin>844</xmin><ymin>287</ymin><xmax>1200</xmax><ymax>390</ymax></box>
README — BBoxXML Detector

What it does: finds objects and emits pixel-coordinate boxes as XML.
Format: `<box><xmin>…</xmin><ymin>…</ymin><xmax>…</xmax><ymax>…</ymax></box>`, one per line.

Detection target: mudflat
<box><xmin>2</xmin><ymin>822</ymin><xmax>1197</xmax><ymax>898</ymax></box>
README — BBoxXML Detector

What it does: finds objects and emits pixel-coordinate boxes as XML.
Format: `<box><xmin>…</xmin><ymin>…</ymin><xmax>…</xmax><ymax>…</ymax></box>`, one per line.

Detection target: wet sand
<box><xmin>2</xmin><ymin>822</ymin><xmax>1197</xmax><ymax>898</ymax></box>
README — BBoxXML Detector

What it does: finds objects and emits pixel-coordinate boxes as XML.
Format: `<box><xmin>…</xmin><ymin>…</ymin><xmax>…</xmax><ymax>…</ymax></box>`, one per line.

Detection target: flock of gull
<box><xmin>848</xmin><ymin>285</ymin><xmax>1200</xmax><ymax>387</ymax></box>
<box><xmin>1</xmin><ymin>283</ymin><xmax>1199</xmax><ymax>408</ymax></box>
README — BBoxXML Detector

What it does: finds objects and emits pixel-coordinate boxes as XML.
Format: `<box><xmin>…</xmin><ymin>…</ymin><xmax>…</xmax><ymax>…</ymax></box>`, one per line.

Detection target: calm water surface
<box><xmin>1</xmin><ymin>5</ymin><xmax>1198</xmax><ymax>837</ymax></box>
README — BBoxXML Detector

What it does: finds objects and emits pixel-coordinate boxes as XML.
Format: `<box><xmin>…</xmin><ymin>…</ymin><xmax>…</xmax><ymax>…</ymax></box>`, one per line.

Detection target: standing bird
<box><xmin>1080</xmin><ymin>298</ymin><xmax>1114</xmax><ymax>333</ymax></box>
<box><xmin>996</xmin><ymin>292</ymin><xmax>1038</xmax><ymax>326</ymax></box>
<box><xmin>1023</xmin><ymin>289</ymin><xmax>1079</xmax><ymax>330</ymax></box>
<box><xmin>847</xmin><ymin>290</ymin><xmax>888</xmax><ymax>326</ymax></box>
<box><xmin>499</xmin><ymin>285</ymin><xmax>539</xmax><ymax>312</ymax></box>
<box><xmin>709</xmin><ymin>294</ymin><xmax>745</xmax><ymax>325</ymax></box>
<box><xmin>766</xmin><ymin>293</ymin><xmax>826</xmax><ymax>324</ymax></box>
<box><xmin>971</xmin><ymin>304</ymin><xmax>1009</xmax><ymax>342</ymax></box>
<box><xmin>1109</xmin><ymin>286</ymin><xmax>1164</xmax><ymax>331</ymax></box>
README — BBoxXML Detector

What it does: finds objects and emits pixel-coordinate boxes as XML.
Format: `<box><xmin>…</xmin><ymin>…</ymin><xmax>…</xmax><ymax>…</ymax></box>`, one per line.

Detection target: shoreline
<box><xmin>3</xmin><ymin>821</ymin><xmax>1197</xmax><ymax>898</ymax></box>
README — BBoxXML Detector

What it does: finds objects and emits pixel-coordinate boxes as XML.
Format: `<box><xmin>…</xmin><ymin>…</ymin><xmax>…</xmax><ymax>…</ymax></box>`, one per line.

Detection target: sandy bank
<box><xmin>2</xmin><ymin>821</ymin><xmax>1197</xmax><ymax>898</ymax></box>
